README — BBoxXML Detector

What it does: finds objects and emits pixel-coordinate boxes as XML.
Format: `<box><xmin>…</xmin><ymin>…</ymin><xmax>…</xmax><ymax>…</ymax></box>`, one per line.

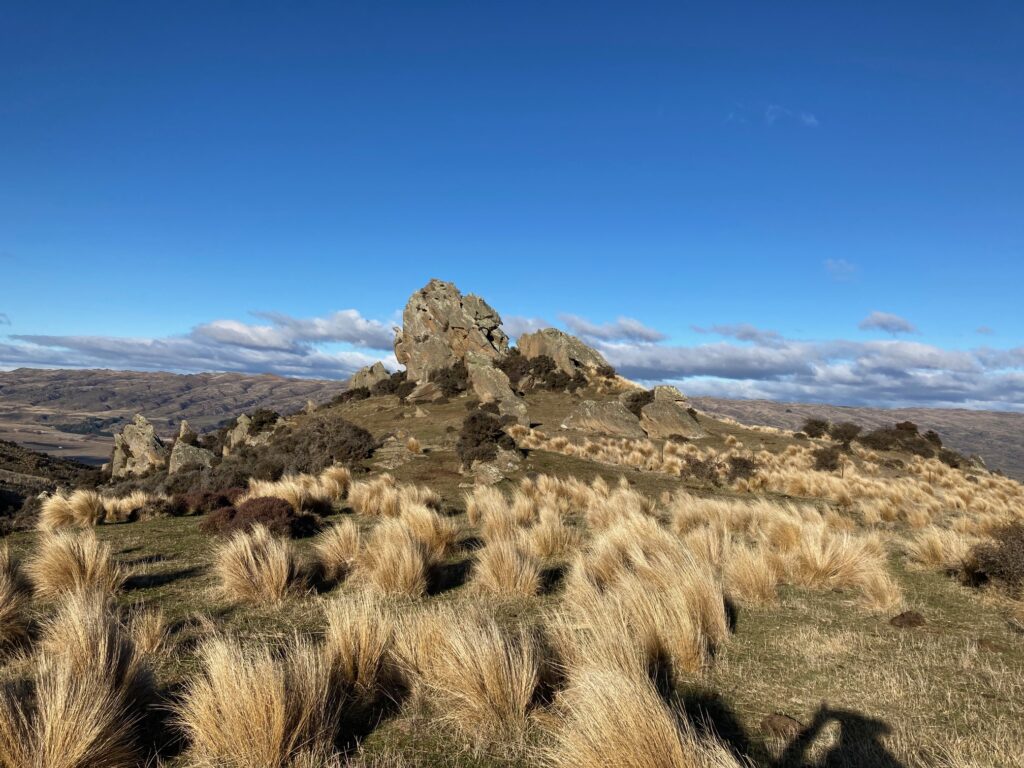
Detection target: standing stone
<box><xmin>350</xmin><ymin>362</ymin><xmax>390</xmax><ymax>390</ymax></box>
<box><xmin>465</xmin><ymin>352</ymin><xmax>529</xmax><ymax>425</ymax></box>
<box><xmin>111</xmin><ymin>414</ymin><xmax>169</xmax><ymax>478</ymax></box>
<box><xmin>517</xmin><ymin>328</ymin><xmax>610</xmax><ymax>377</ymax></box>
<box><xmin>394</xmin><ymin>279</ymin><xmax>509</xmax><ymax>383</ymax></box>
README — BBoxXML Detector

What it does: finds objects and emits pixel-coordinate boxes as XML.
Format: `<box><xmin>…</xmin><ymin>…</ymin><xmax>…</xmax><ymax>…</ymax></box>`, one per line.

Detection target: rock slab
<box><xmin>517</xmin><ymin>328</ymin><xmax>609</xmax><ymax>377</ymax></box>
<box><xmin>561</xmin><ymin>400</ymin><xmax>646</xmax><ymax>438</ymax></box>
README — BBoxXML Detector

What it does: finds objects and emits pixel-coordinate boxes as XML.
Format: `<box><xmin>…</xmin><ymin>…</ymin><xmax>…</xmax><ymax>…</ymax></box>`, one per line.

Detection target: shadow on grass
<box><xmin>124</xmin><ymin>567</ymin><xmax>202</xmax><ymax>591</ymax></box>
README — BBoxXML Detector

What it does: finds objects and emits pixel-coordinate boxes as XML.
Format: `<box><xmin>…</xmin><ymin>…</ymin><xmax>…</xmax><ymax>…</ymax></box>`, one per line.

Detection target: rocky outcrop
<box><xmin>561</xmin><ymin>400</ymin><xmax>646</xmax><ymax>439</ymax></box>
<box><xmin>169</xmin><ymin>422</ymin><xmax>215</xmax><ymax>474</ymax></box>
<box><xmin>465</xmin><ymin>352</ymin><xmax>528</xmax><ymax>425</ymax></box>
<box><xmin>222</xmin><ymin>413</ymin><xmax>274</xmax><ymax>456</ymax></box>
<box><xmin>638</xmin><ymin>386</ymin><xmax>706</xmax><ymax>439</ymax></box>
<box><xmin>394</xmin><ymin>279</ymin><xmax>509</xmax><ymax>383</ymax></box>
<box><xmin>517</xmin><ymin>328</ymin><xmax>609</xmax><ymax>378</ymax></box>
<box><xmin>111</xmin><ymin>414</ymin><xmax>168</xmax><ymax>478</ymax></box>
<box><xmin>470</xmin><ymin>447</ymin><xmax>522</xmax><ymax>485</ymax></box>
<box><xmin>350</xmin><ymin>362</ymin><xmax>390</xmax><ymax>390</ymax></box>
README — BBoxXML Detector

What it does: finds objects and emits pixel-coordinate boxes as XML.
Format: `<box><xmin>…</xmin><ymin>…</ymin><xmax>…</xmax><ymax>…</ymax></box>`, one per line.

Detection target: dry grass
<box><xmin>0</xmin><ymin>546</ymin><xmax>29</xmax><ymax>648</ymax></box>
<box><xmin>26</xmin><ymin>530</ymin><xmax>126</xmax><ymax>599</ymax></box>
<box><xmin>213</xmin><ymin>524</ymin><xmax>304</xmax><ymax>604</ymax></box>
<box><xmin>0</xmin><ymin>590</ymin><xmax>154</xmax><ymax>768</ymax></box>
<box><xmin>406</xmin><ymin>436</ymin><xmax>422</xmax><ymax>454</ymax></box>
<box><xmin>353</xmin><ymin>520</ymin><xmax>428</xmax><ymax>598</ymax></box>
<box><xmin>176</xmin><ymin>636</ymin><xmax>341</xmax><ymax>768</ymax></box>
<box><xmin>127</xmin><ymin>607</ymin><xmax>171</xmax><ymax>657</ymax></box>
<box><xmin>399</xmin><ymin>606</ymin><xmax>539</xmax><ymax>745</ymax></box>
<box><xmin>472</xmin><ymin>540</ymin><xmax>542</xmax><ymax>597</ymax></box>
<box><xmin>101</xmin><ymin>490</ymin><xmax>153</xmax><ymax>523</ymax></box>
<box><xmin>723</xmin><ymin>545</ymin><xmax>779</xmax><ymax>605</ymax></box>
<box><xmin>542</xmin><ymin>667</ymin><xmax>742</xmax><ymax>768</ymax></box>
<box><xmin>905</xmin><ymin>527</ymin><xmax>977</xmax><ymax>573</ymax></box>
<box><xmin>323</xmin><ymin>593</ymin><xmax>396</xmax><ymax>698</ymax></box>
<box><xmin>38</xmin><ymin>489</ymin><xmax>106</xmax><ymax>531</ymax></box>
<box><xmin>398</xmin><ymin>503</ymin><xmax>457</xmax><ymax>563</ymax></box>
<box><xmin>349</xmin><ymin>474</ymin><xmax>401</xmax><ymax>517</ymax></box>
<box><xmin>521</xmin><ymin>511</ymin><xmax>582</xmax><ymax>560</ymax></box>
<box><xmin>314</xmin><ymin>519</ymin><xmax>362</xmax><ymax>583</ymax></box>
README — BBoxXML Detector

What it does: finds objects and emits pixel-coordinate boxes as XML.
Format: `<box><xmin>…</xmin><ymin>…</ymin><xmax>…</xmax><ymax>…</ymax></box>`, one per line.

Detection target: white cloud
<box><xmin>2</xmin><ymin>308</ymin><xmax>396</xmax><ymax>379</ymax></box>
<box><xmin>560</xmin><ymin>314</ymin><xmax>666</xmax><ymax>343</ymax></box>
<box><xmin>824</xmin><ymin>258</ymin><xmax>857</xmax><ymax>282</ymax></box>
<box><xmin>501</xmin><ymin>315</ymin><xmax>549</xmax><ymax>339</ymax></box>
<box><xmin>858</xmin><ymin>311</ymin><xmax>918</xmax><ymax>336</ymax></box>
<box><xmin>765</xmin><ymin>104</ymin><xmax>819</xmax><ymax>128</ymax></box>
<box><xmin>692</xmin><ymin>323</ymin><xmax>784</xmax><ymax>346</ymax></box>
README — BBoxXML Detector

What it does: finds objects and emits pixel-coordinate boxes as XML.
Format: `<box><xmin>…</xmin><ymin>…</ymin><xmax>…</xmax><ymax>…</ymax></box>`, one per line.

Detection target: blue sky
<box><xmin>2</xmin><ymin>2</ymin><xmax>1022</xmax><ymax>409</ymax></box>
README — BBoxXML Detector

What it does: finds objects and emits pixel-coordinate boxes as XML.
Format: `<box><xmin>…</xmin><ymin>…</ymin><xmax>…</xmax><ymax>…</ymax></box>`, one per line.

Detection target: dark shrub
<box><xmin>829</xmin><ymin>422</ymin><xmax>862</xmax><ymax>447</ymax></box>
<box><xmin>200</xmin><ymin>496</ymin><xmax>321</xmax><ymax>539</ymax></box>
<box><xmin>495</xmin><ymin>349</ymin><xmax>532</xmax><ymax>387</ymax></box>
<box><xmin>973</xmin><ymin>523</ymin><xmax>1024</xmax><ymax>594</ymax></box>
<box><xmin>347</xmin><ymin>386</ymin><xmax>372</xmax><ymax>402</ymax></box>
<box><xmin>727</xmin><ymin>456</ymin><xmax>757</xmax><ymax>483</ymax></box>
<box><xmin>622</xmin><ymin>390</ymin><xmax>655</xmax><ymax>419</ymax></box>
<box><xmin>140</xmin><ymin>496</ymin><xmax>188</xmax><ymax>520</ymax></box>
<box><xmin>248</xmin><ymin>409</ymin><xmax>280</xmax><ymax>436</ymax></box>
<box><xmin>595</xmin><ymin>363</ymin><xmax>617</xmax><ymax>379</ymax></box>
<box><xmin>924</xmin><ymin>429</ymin><xmax>943</xmax><ymax>447</ymax></box>
<box><xmin>939</xmin><ymin>448</ymin><xmax>966</xmax><ymax>469</ymax></box>
<box><xmin>182</xmin><ymin>489</ymin><xmax>236</xmax><ymax>515</ymax></box>
<box><xmin>478</xmin><ymin>401</ymin><xmax>500</xmax><ymax>415</ymax></box>
<box><xmin>272</xmin><ymin>413</ymin><xmax>378</xmax><ymax>474</ymax></box>
<box><xmin>456</xmin><ymin>410</ymin><xmax>518</xmax><ymax>466</ymax></box>
<box><xmin>801</xmin><ymin>418</ymin><xmax>830</xmax><ymax>439</ymax></box>
<box><xmin>793</xmin><ymin>432</ymin><xmax>808</xmax><ymax>440</ymax></box>
<box><xmin>859</xmin><ymin>423</ymin><xmax>937</xmax><ymax>458</ymax></box>
<box><xmin>813</xmin><ymin>446</ymin><xmax>841</xmax><ymax>472</ymax></box>
<box><xmin>496</xmin><ymin>352</ymin><xmax>587</xmax><ymax>393</ymax></box>
<box><xmin>685</xmin><ymin>458</ymin><xmax>722</xmax><ymax>487</ymax></box>
<box><xmin>433</xmin><ymin>361</ymin><xmax>469</xmax><ymax>397</ymax></box>
<box><xmin>370</xmin><ymin>370</ymin><xmax>417</xmax><ymax>401</ymax></box>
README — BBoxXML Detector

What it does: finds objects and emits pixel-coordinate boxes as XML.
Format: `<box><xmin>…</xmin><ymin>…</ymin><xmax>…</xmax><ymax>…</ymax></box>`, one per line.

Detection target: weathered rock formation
<box><xmin>394</xmin><ymin>279</ymin><xmax>509</xmax><ymax>383</ymax></box>
<box><xmin>168</xmin><ymin>420</ymin><xmax>215</xmax><ymax>474</ymax></box>
<box><xmin>561</xmin><ymin>400</ymin><xmax>646</xmax><ymax>439</ymax></box>
<box><xmin>222</xmin><ymin>413</ymin><xmax>274</xmax><ymax>456</ymax></box>
<box><xmin>465</xmin><ymin>352</ymin><xmax>528</xmax><ymax>424</ymax></box>
<box><xmin>517</xmin><ymin>328</ymin><xmax>610</xmax><ymax>378</ymax></box>
<box><xmin>639</xmin><ymin>386</ymin><xmax>706</xmax><ymax>439</ymax></box>
<box><xmin>350</xmin><ymin>362</ymin><xmax>390</xmax><ymax>390</ymax></box>
<box><xmin>111</xmin><ymin>414</ymin><xmax>168</xmax><ymax>478</ymax></box>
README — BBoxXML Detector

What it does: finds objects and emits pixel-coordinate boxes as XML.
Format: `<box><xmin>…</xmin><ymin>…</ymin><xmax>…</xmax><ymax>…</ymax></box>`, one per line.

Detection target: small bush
<box><xmin>684</xmin><ymin>458</ymin><xmax>721</xmax><ymax>487</ymax></box>
<box><xmin>595</xmin><ymin>363</ymin><xmax>617</xmax><ymax>379</ymax></box>
<box><xmin>726</xmin><ymin>456</ymin><xmax>757</xmax><ymax>483</ymax></box>
<box><xmin>371</xmin><ymin>370</ymin><xmax>417</xmax><ymax>401</ymax></box>
<box><xmin>182</xmin><ymin>489</ymin><xmax>238</xmax><ymax>515</ymax></box>
<box><xmin>829</xmin><ymin>422</ymin><xmax>862</xmax><ymax>446</ymax></box>
<box><xmin>622</xmin><ymin>390</ymin><xmax>654</xmax><ymax>419</ymax></box>
<box><xmin>973</xmin><ymin>523</ymin><xmax>1024</xmax><ymax>594</ymax></box>
<box><xmin>801</xmin><ymin>418</ymin><xmax>830</xmax><ymax>438</ymax></box>
<box><xmin>247</xmin><ymin>408</ymin><xmax>280</xmax><ymax>436</ymax></box>
<box><xmin>858</xmin><ymin>423</ymin><xmax>937</xmax><ymax>458</ymax></box>
<box><xmin>456</xmin><ymin>410</ymin><xmax>518</xmax><ymax>467</ymax></box>
<box><xmin>496</xmin><ymin>351</ymin><xmax>588</xmax><ymax>392</ymax></box>
<box><xmin>432</xmin><ymin>360</ymin><xmax>469</xmax><ymax>397</ymax></box>
<box><xmin>199</xmin><ymin>497</ymin><xmax>321</xmax><ymax>539</ymax></box>
<box><xmin>813</xmin><ymin>446</ymin><xmax>841</xmax><ymax>472</ymax></box>
<box><xmin>271</xmin><ymin>413</ymin><xmax>378</xmax><ymax>474</ymax></box>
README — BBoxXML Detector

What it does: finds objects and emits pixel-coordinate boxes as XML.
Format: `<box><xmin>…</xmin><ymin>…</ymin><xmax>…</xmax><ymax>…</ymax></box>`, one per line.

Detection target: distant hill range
<box><xmin>0</xmin><ymin>368</ymin><xmax>1019</xmax><ymax>480</ymax></box>
<box><xmin>691</xmin><ymin>397</ymin><xmax>1023</xmax><ymax>480</ymax></box>
<box><xmin>0</xmin><ymin>368</ymin><xmax>344</xmax><ymax>465</ymax></box>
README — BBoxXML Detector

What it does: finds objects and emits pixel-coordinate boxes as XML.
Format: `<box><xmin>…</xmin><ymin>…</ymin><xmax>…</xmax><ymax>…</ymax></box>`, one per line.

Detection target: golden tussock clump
<box><xmin>38</xmin><ymin>489</ymin><xmax>106</xmax><ymax>531</ymax></box>
<box><xmin>175</xmin><ymin>636</ymin><xmax>341</xmax><ymax>768</ymax></box>
<box><xmin>353</xmin><ymin>520</ymin><xmax>428</xmax><ymax>598</ymax></box>
<box><xmin>406</xmin><ymin>436</ymin><xmax>422</xmax><ymax>454</ymax></box>
<box><xmin>0</xmin><ymin>590</ymin><xmax>155</xmax><ymax>768</ymax></box>
<box><xmin>100</xmin><ymin>490</ymin><xmax>154</xmax><ymax>524</ymax></box>
<box><xmin>905</xmin><ymin>527</ymin><xmax>977</xmax><ymax>573</ymax></box>
<box><xmin>398</xmin><ymin>503</ymin><xmax>458</xmax><ymax>563</ymax></box>
<box><xmin>349</xmin><ymin>474</ymin><xmax>401</xmax><ymax>517</ymax></box>
<box><xmin>541</xmin><ymin>667</ymin><xmax>742</xmax><ymax>768</ymax></box>
<box><xmin>472</xmin><ymin>540</ymin><xmax>542</xmax><ymax>597</ymax></box>
<box><xmin>396</xmin><ymin>606</ymin><xmax>539</xmax><ymax>745</ymax></box>
<box><xmin>322</xmin><ymin>593</ymin><xmax>396</xmax><ymax>698</ymax></box>
<box><xmin>26</xmin><ymin>530</ymin><xmax>126</xmax><ymax>599</ymax></box>
<box><xmin>240</xmin><ymin>465</ymin><xmax>350</xmax><ymax>512</ymax></box>
<box><xmin>213</xmin><ymin>524</ymin><xmax>304</xmax><ymax>604</ymax></box>
<box><xmin>0</xmin><ymin>546</ymin><xmax>30</xmax><ymax>648</ymax></box>
<box><xmin>313</xmin><ymin>519</ymin><xmax>362</xmax><ymax>583</ymax></box>
<box><xmin>521</xmin><ymin>510</ymin><xmax>582</xmax><ymax>560</ymax></box>
<box><xmin>723</xmin><ymin>545</ymin><xmax>779</xmax><ymax>605</ymax></box>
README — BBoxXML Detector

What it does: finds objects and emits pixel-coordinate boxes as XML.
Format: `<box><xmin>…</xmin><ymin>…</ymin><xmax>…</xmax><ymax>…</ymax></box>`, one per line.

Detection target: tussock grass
<box><xmin>38</xmin><ymin>489</ymin><xmax>106</xmax><ymax>531</ymax></box>
<box><xmin>323</xmin><ymin>593</ymin><xmax>396</xmax><ymax>698</ymax></box>
<box><xmin>0</xmin><ymin>590</ymin><xmax>154</xmax><ymax>768</ymax></box>
<box><xmin>101</xmin><ymin>490</ymin><xmax>153</xmax><ymax>524</ymax></box>
<box><xmin>398</xmin><ymin>503</ymin><xmax>457</xmax><ymax>563</ymax></box>
<box><xmin>314</xmin><ymin>519</ymin><xmax>362</xmax><ymax>583</ymax></box>
<box><xmin>473</xmin><ymin>540</ymin><xmax>541</xmax><ymax>597</ymax></box>
<box><xmin>406</xmin><ymin>436</ymin><xmax>422</xmax><ymax>454</ymax></box>
<box><xmin>906</xmin><ymin>527</ymin><xmax>977</xmax><ymax>573</ymax></box>
<box><xmin>0</xmin><ymin>547</ymin><xmax>29</xmax><ymax>648</ymax></box>
<box><xmin>723</xmin><ymin>545</ymin><xmax>779</xmax><ymax>605</ymax></box>
<box><xmin>127</xmin><ymin>607</ymin><xmax>171</xmax><ymax>657</ymax></box>
<box><xmin>542</xmin><ymin>667</ymin><xmax>742</xmax><ymax>768</ymax></box>
<box><xmin>176</xmin><ymin>636</ymin><xmax>341</xmax><ymax>768</ymax></box>
<box><xmin>354</xmin><ymin>520</ymin><xmax>428</xmax><ymax>598</ymax></box>
<box><xmin>521</xmin><ymin>511</ymin><xmax>582</xmax><ymax>560</ymax></box>
<box><xmin>349</xmin><ymin>475</ymin><xmax>401</xmax><ymax>517</ymax></box>
<box><xmin>398</xmin><ymin>606</ymin><xmax>539</xmax><ymax>745</ymax></box>
<box><xmin>26</xmin><ymin>530</ymin><xmax>126</xmax><ymax>599</ymax></box>
<box><xmin>213</xmin><ymin>524</ymin><xmax>304</xmax><ymax>604</ymax></box>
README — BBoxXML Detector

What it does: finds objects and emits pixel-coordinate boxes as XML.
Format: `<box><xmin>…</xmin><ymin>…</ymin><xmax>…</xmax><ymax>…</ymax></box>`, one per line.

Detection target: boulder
<box><xmin>561</xmin><ymin>400</ymin><xmax>646</xmax><ymax>439</ymax></box>
<box><xmin>111</xmin><ymin>414</ymin><xmax>169</xmax><ymax>478</ymax></box>
<box><xmin>652</xmin><ymin>384</ymin><xmax>687</xmax><ymax>403</ymax></box>
<box><xmin>222</xmin><ymin>413</ymin><xmax>273</xmax><ymax>456</ymax></box>
<box><xmin>470</xmin><ymin>447</ymin><xmax>522</xmax><ymax>485</ymax></box>
<box><xmin>169</xmin><ymin>440</ymin><xmax>214</xmax><ymax>475</ymax></box>
<box><xmin>405</xmin><ymin>381</ymin><xmax>444</xmax><ymax>403</ymax></box>
<box><xmin>465</xmin><ymin>352</ymin><xmax>528</xmax><ymax>425</ymax></box>
<box><xmin>394</xmin><ymin>279</ymin><xmax>509</xmax><ymax>383</ymax></box>
<box><xmin>517</xmin><ymin>328</ymin><xmax>609</xmax><ymax>377</ymax></box>
<box><xmin>350</xmin><ymin>362</ymin><xmax>390</xmax><ymax>390</ymax></box>
<box><xmin>639</xmin><ymin>399</ymin><xmax>706</xmax><ymax>439</ymax></box>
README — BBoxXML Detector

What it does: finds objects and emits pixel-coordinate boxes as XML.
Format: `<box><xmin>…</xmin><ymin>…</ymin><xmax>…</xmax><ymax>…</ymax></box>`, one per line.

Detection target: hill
<box><xmin>0</xmin><ymin>367</ymin><xmax>344</xmax><ymax>464</ymax></box>
<box><xmin>692</xmin><ymin>397</ymin><xmax>1024</xmax><ymax>480</ymax></box>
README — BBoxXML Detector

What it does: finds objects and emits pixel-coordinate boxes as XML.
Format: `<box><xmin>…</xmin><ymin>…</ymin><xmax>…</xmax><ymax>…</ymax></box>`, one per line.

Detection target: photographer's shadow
<box><xmin>777</xmin><ymin>705</ymin><xmax>905</xmax><ymax>768</ymax></box>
